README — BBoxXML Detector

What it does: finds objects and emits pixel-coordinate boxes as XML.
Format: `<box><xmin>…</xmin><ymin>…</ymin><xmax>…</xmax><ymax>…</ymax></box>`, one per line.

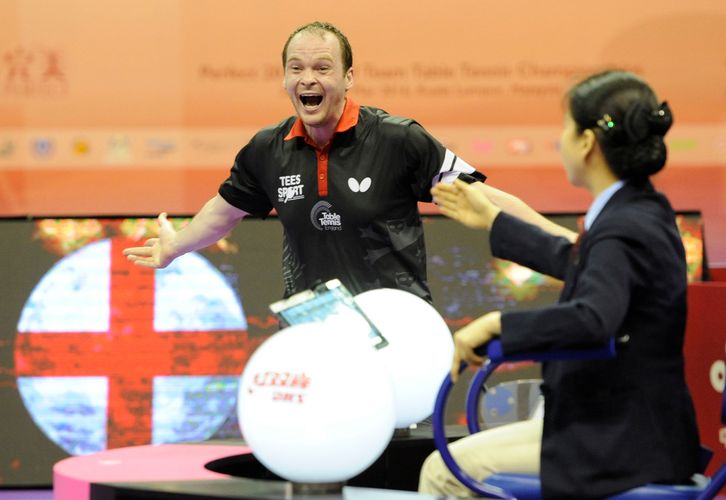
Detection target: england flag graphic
<box><xmin>15</xmin><ymin>237</ymin><xmax>257</xmax><ymax>455</ymax></box>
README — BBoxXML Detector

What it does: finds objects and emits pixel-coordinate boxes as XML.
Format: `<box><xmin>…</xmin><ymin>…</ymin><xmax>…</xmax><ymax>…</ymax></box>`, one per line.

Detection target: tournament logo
<box><xmin>471</xmin><ymin>139</ymin><xmax>494</xmax><ymax>154</ymax></box>
<box><xmin>72</xmin><ymin>139</ymin><xmax>91</xmax><ymax>156</ymax></box>
<box><xmin>310</xmin><ymin>200</ymin><xmax>342</xmax><ymax>231</ymax></box>
<box><xmin>278</xmin><ymin>174</ymin><xmax>304</xmax><ymax>203</ymax></box>
<box><xmin>507</xmin><ymin>138</ymin><xmax>532</xmax><ymax>155</ymax></box>
<box><xmin>105</xmin><ymin>134</ymin><xmax>133</xmax><ymax>163</ymax></box>
<box><xmin>145</xmin><ymin>138</ymin><xmax>176</xmax><ymax>158</ymax></box>
<box><xmin>32</xmin><ymin>138</ymin><xmax>54</xmax><ymax>158</ymax></box>
<box><xmin>0</xmin><ymin>139</ymin><xmax>14</xmax><ymax>158</ymax></box>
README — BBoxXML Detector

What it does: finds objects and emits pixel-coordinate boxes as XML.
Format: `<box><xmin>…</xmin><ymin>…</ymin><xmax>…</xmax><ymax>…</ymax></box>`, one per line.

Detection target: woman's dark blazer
<box><xmin>492</xmin><ymin>180</ymin><xmax>701</xmax><ymax>499</ymax></box>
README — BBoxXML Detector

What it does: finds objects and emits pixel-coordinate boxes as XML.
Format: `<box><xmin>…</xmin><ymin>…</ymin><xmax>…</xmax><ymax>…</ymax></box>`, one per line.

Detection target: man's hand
<box><xmin>432</xmin><ymin>179</ymin><xmax>501</xmax><ymax>231</ymax></box>
<box><xmin>451</xmin><ymin>311</ymin><xmax>502</xmax><ymax>383</ymax></box>
<box><xmin>123</xmin><ymin>212</ymin><xmax>178</xmax><ymax>269</ymax></box>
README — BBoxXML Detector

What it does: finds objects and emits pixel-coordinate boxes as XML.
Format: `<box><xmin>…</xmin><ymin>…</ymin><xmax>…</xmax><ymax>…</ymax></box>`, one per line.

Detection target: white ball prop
<box><xmin>355</xmin><ymin>288</ymin><xmax>454</xmax><ymax>428</ymax></box>
<box><xmin>237</xmin><ymin>323</ymin><xmax>396</xmax><ymax>483</ymax></box>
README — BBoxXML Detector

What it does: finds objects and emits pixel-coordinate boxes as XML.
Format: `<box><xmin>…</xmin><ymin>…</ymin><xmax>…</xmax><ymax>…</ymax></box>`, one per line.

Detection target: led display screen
<box><xmin>0</xmin><ymin>212</ymin><xmax>705</xmax><ymax>485</ymax></box>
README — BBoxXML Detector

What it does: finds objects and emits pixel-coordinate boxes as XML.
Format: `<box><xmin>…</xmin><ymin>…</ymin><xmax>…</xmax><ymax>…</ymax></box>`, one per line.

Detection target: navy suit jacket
<box><xmin>491</xmin><ymin>181</ymin><xmax>700</xmax><ymax>499</ymax></box>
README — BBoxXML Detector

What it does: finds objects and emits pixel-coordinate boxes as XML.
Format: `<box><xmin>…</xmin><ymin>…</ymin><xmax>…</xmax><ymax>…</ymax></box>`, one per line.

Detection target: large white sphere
<box><xmin>355</xmin><ymin>288</ymin><xmax>454</xmax><ymax>428</ymax></box>
<box><xmin>237</xmin><ymin>323</ymin><xmax>395</xmax><ymax>483</ymax></box>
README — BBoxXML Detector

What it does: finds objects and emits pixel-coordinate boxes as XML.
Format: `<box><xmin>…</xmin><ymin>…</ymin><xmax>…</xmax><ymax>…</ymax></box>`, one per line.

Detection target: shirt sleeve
<box><xmin>403</xmin><ymin>122</ymin><xmax>486</xmax><ymax>201</ymax></box>
<box><xmin>218</xmin><ymin>137</ymin><xmax>274</xmax><ymax>217</ymax></box>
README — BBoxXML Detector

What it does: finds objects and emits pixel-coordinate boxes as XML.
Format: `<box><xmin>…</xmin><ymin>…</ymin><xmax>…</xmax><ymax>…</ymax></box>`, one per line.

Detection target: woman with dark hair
<box><xmin>419</xmin><ymin>70</ymin><xmax>701</xmax><ymax>499</ymax></box>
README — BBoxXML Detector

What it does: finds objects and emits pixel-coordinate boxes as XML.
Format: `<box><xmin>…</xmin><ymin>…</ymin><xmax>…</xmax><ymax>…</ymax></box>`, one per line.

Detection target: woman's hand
<box><xmin>431</xmin><ymin>179</ymin><xmax>501</xmax><ymax>231</ymax></box>
<box><xmin>451</xmin><ymin>311</ymin><xmax>502</xmax><ymax>383</ymax></box>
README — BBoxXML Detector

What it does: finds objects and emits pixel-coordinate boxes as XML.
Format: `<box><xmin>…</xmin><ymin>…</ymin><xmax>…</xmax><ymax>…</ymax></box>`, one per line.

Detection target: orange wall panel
<box><xmin>1</xmin><ymin>0</ymin><xmax>725</xmax><ymax>262</ymax></box>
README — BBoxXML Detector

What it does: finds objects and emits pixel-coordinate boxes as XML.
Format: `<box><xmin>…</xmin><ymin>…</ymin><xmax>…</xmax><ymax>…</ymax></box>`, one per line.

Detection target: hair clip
<box><xmin>647</xmin><ymin>101</ymin><xmax>673</xmax><ymax>136</ymax></box>
<box><xmin>596</xmin><ymin>114</ymin><xmax>615</xmax><ymax>133</ymax></box>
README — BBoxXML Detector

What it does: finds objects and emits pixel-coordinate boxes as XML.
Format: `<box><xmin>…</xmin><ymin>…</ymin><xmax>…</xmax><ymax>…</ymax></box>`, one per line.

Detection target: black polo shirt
<box><xmin>219</xmin><ymin>98</ymin><xmax>483</xmax><ymax>301</ymax></box>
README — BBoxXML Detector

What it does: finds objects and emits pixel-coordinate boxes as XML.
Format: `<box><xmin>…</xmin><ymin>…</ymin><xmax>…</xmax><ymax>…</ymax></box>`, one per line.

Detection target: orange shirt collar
<box><xmin>284</xmin><ymin>97</ymin><xmax>360</xmax><ymax>143</ymax></box>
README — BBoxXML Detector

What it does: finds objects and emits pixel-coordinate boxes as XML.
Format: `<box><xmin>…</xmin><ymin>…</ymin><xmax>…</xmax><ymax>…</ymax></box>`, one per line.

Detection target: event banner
<box><xmin>1</xmin><ymin>1</ymin><xmax>725</xmax><ymax>171</ymax></box>
<box><xmin>0</xmin><ymin>0</ymin><xmax>725</xmax><ymax>259</ymax></box>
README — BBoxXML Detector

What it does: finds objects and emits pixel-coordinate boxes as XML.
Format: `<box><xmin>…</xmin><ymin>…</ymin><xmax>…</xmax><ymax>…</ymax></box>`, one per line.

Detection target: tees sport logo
<box><xmin>278</xmin><ymin>174</ymin><xmax>304</xmax><ymax>203</ymax></box>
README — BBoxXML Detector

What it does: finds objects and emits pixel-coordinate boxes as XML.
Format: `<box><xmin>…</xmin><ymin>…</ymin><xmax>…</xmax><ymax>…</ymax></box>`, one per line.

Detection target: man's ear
<box><xmin>345</xmin><ymin>67</ymin><xmax>354</xmax><ymax>91</ymax></box>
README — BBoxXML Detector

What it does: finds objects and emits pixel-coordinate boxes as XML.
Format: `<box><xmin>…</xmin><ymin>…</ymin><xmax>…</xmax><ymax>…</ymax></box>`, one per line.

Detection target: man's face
<box><xmin>283</xmin><ymin>31</ymin><xmax>353</xmax><ymax>136</ymax></box>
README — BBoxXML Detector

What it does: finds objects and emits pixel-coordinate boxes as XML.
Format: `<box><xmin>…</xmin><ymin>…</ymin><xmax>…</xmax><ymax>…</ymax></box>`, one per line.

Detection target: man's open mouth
<box><xmin>300</xmin><ymin>94</ymin><xmax>323</xmax><ymax>107</ymax></box>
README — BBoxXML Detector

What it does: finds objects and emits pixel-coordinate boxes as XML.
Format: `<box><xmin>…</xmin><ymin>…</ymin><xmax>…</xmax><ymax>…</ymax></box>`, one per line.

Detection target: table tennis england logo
<box><xmin>249</xmin><ymin>371</ymin><xmax>311</xmax><ymax>404</ymax></box>
<box><xmin>310</xmin><ymin>200</ymin><xmax>342</xmax><ymax>231</ymax></box>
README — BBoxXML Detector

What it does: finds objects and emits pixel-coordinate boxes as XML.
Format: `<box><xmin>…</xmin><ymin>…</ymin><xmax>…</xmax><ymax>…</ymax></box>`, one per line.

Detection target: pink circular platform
<box><xmin>53</xmin><ymin>443</ymin><xmax>251</xmax><ymax>500</ymax></box>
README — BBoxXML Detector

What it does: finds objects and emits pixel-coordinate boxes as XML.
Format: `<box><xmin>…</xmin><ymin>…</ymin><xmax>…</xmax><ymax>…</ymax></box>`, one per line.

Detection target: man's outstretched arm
<box><xmin>123</xmin><ymin>194</ymin><xmax>248</xmax><ymax>268</ymax></box>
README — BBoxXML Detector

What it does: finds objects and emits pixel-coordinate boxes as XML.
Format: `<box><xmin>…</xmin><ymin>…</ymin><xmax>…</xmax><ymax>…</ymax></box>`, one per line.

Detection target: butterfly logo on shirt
<box><xmin>348</xmin><ymin>177</ymin><xmax>372</xmax><ymax>193</ymax></box>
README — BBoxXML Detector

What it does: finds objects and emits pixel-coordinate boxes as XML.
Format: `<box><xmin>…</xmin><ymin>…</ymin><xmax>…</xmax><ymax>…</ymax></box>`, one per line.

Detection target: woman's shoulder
<box><xmin>591</xmin><ymin>192</ymin><xmax>678</xmax><ymax>247</ymax></box>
